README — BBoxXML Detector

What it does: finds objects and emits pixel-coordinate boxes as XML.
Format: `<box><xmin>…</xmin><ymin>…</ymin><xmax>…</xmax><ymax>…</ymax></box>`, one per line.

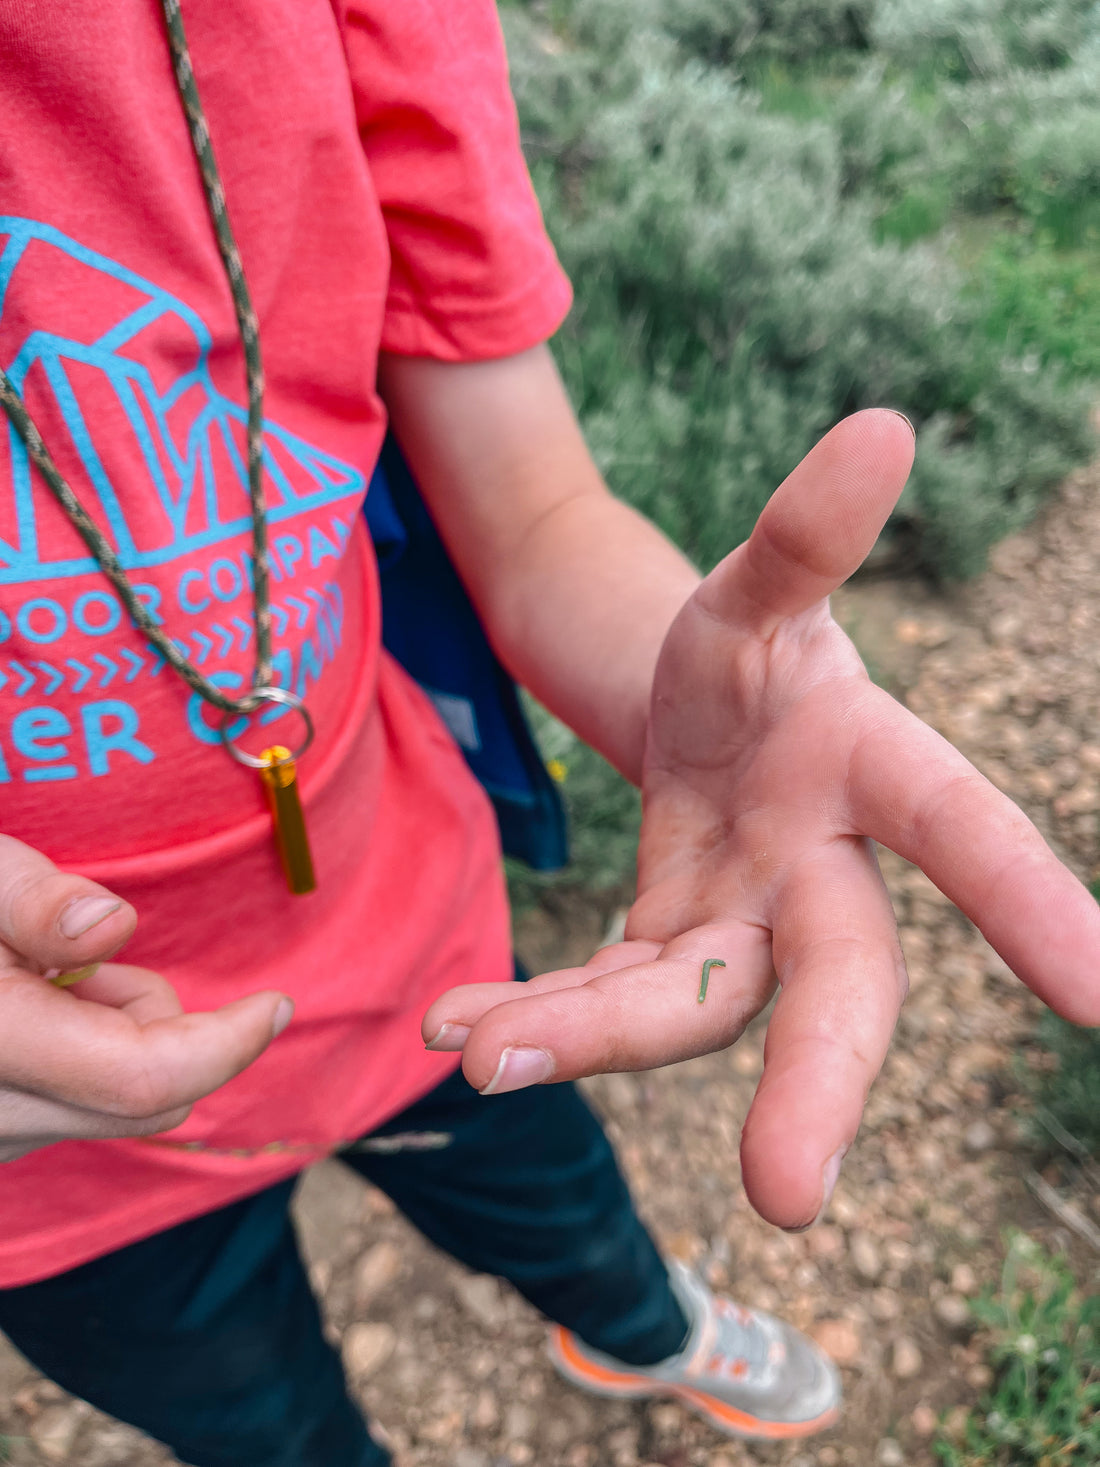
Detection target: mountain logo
<box><xmin>0</xmin><ymin>217</ymin><xmax>365</xmax><ymax>586</ymax></box>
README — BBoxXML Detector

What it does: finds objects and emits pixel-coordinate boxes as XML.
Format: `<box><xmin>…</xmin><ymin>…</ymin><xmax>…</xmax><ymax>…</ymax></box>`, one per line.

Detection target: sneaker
<box><xmin>547</xmin><ymin>1260</ymin><xmax>841</xmax><ymax>1441</ymax></box>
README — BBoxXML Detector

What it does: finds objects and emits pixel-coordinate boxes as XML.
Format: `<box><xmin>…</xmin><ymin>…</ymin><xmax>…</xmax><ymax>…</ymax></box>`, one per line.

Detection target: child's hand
<box><xmin>422</xmin><ymin>410</ymin><xmax>1100</xmax><ymax>1231</ymax></box>
<box><xmin>0</xmin><ymin>836</ymin><xmax>292</xmax><ymax>1162</ymax></box>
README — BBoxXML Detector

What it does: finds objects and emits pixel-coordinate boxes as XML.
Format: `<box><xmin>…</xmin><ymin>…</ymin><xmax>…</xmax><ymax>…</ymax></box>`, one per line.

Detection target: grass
<box><xmin>934</xmin><ymin>1234</ymin><xmax>1100</xmax><ymax>1466</ymax></box>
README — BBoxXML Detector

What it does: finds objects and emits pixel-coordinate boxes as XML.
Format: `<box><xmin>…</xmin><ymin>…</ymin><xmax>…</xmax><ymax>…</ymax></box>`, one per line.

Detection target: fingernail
<box><xmin>49</xmin><ymin>963</ymin><xmax>100</xmax><ymax>989</ymax></box>
<box><xmin>784</xmin><ymin>1145</ymin><xmax>849</xmax><ymax>1233</ymax></box>
<box><xmin>59</xmin><ymin>896</ymin><xmax>122</xmax><ymax>939</ymax></box>
<box><xmin>479</xmin><ymin>1046</ymin><xmax>554</xmax><ymax>1096</ymax></box>
<box><xmin>425</xmin><ymin>1022</ymin><xmax>471</xmax><ymax>1052</ymax></box>
<box><xmin>887</xmin><ymin>409</ymin><xmax>916</xmax><ymax>438</ymax></box>
<box><xmin>271</xmin><ymin>997</ymin><xmax>294</xmax><ymax>1038</ymax></box>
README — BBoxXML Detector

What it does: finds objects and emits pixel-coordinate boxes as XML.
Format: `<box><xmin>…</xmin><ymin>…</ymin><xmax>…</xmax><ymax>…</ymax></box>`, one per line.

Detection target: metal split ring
<box><xmin>219</xmin><ymin>686</ymin><xmax>315</xmax><ymax>769</ymax></box>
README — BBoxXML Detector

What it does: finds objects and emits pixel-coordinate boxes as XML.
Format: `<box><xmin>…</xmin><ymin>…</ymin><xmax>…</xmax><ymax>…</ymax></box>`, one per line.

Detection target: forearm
<box><xmin>376</xmin><ymin>346</ymin><xmax>699</xmax><ymax>784</ymax></box>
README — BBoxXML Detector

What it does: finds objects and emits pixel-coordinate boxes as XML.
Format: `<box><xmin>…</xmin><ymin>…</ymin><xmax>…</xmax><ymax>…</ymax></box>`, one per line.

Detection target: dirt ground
<box><xmin>2</xmin><ymin>462</ymin><xmax>1099</xmax><ymax>1466</ymax></box>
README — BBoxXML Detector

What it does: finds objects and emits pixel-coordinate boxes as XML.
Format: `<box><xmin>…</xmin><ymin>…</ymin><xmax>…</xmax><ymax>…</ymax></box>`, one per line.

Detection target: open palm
<box><xmin>424</xmin><ymin>411</ymin><xmax>1100</xmax><ymax>1231</ymax></box>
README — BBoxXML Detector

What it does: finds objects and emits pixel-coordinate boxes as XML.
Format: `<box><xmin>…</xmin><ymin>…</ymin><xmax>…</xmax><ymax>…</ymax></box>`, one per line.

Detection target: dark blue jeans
<box><xmin>0</xmin><ymin>1065</ymin><xmax>688</xmax><ymax>1467</ymax></box>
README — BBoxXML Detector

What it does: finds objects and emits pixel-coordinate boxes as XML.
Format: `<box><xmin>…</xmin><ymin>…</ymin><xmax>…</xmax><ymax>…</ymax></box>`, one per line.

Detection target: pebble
<box><xmin>934</xmin><ymin>1294</ymin><xmax>972</xmax><ymax>1330</ymax></box>
<box><xmin>951</xmin><ymin>1263</ymin><xmax>978</xmax><ymax>1295</ymax></box>
<box><xmin>504</xmin><ymin>1402</ymin><xmax>536</xmax><ymax>1441</ymax></box>
<box><xmin>849</xmin><ymin>1231</ymin><xmax>883</xmax><ymax>1281</ymax></box>
<box><xmin>811</xmin><ymin>1318</ymin><xmax>862</xmax><ymax>1365</ymax></box>
<box><xmin>807</xmin><ymin>1224</ymin><xmax>844</xmax><ymax>1260</ymax></box>
<box><xmin>870</xmin><ymin>1288</ymin><xmax>902</xmax><ymax>1321</ymax></box>
<box><xmin>964</xmin><ymin>1119</ymin><xmax>997</xmax><ymax>1152</ymax></box>
<box><xmin>29</xmin><ymin>1403</ymin><xmax>85</xmax><ymax>1463</ymax></box>
<box><xmin>455</xmin><ymin>1273</ymin><xmax>507</xmax><ymax>1329</ymax></box>
<box><xmin>876</xmin><ymin>1440</ymin><xmax>905</xmax><ymax>1467</ymax></box>
<box><xmin>473</xmin><ymin>1388</ymin><xmax>500</xmax><ymax>1432</ymax></box>
<box><xmin>647</xmin><ymin>1402</ymin><xmax>682</xmax><ymax>1434</ymax></box>
<box><xmin>911</xmin><ymin>1402</ymin><xmax>938</xmax><ymax>1436</ymax></box>
<box><xmin>352</xmin><ymin>1240</ymin><xmax>402</xmax><ymax>1309</ymax></box>
<box><xmin>454</xmin><ymin>1451</ymin><xmax>491</xmax><ymax>1467</ymax></box>
<box><xmin>342</xmin><ymin>1321</ymin><xmax>396</xmax><ymax>1380</ymax></box>
<box><xmin>891</xmin><ymin>1336</ymin><xmax>923</xmax><ymax>1379</ymax></box>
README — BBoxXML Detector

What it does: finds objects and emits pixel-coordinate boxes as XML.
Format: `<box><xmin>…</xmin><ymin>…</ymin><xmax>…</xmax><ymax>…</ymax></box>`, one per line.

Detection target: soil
<box><xmin>3</xmin><ymin>463</ymin><xmax>1099</xmax><ymax>1467</ymax></box>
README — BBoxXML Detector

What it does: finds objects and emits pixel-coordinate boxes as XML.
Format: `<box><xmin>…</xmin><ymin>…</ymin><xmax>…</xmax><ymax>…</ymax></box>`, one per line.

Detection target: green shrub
<box><xmin>871</xmin><ymin>0</ymin><xmax>1100</xmax><ymax>80</ymax></box>
<box><xmin>504</xmin><ymin>0</ymin><xmax>1100</xmax><ymax>899</ymax></box>
<box><xmin>507</xmin><ymin>0</ymin><xmax>1097</xmax><ymax>583</ymax></box>
<box><xmin>935</xmin><ymin>1234</ymin><xmax>1100</xmax><ymax>1466</ymax></box>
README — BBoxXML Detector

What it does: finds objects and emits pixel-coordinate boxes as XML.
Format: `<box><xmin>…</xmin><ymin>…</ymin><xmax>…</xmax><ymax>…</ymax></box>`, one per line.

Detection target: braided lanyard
<box><xmin>0</xmin><ymin>0</ymin><xmax>316</xmax><ymax>893</ymax></box>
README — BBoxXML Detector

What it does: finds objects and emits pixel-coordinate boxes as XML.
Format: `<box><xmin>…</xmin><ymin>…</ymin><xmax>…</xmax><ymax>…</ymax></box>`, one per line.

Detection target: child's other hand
<box><xmin>422</xmin><ymin>410</ymin><xmax>1100</xmax><ymax>1231</ymax></box>
<box><xmin>0</xmin><ymin>836</ymin><xmax>292</xmax><ymax>1162</ymax></box>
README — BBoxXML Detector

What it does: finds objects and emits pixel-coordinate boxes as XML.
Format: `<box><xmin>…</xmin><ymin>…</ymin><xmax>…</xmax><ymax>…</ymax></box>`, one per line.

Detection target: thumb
<box><xmin>703</xmin><ymin>409</ymin><xmax>915</xmax><ymax>637</ymax></box>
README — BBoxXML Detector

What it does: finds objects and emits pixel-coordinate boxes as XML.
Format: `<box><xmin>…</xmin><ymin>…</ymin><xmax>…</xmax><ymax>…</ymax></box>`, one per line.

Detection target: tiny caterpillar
<box><xmin>697</xmin><ymin>958</ymin><xmax>725</xmax><ymax>1003</ymax></box>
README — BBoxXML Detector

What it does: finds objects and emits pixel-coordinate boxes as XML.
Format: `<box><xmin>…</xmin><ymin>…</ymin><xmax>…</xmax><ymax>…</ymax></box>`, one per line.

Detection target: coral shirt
<box><xmin>0</xmin><ymin>0</ymin><xmax>571</xmax><ymax>1285</ymax></box>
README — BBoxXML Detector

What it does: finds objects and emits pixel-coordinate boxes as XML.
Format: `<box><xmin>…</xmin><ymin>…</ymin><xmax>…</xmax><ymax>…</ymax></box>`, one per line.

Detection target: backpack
<box><xmin>364</xmin><ymin>433</ymin><xmax>568</xmax><ymax>872</ymax></box>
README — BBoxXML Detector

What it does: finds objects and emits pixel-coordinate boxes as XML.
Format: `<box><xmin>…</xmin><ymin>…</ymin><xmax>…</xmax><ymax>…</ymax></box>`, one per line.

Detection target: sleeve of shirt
<box><xmin>339</xmin><ymin>0</ymin><xmax>573</xmax><ymax>361</ymax></box>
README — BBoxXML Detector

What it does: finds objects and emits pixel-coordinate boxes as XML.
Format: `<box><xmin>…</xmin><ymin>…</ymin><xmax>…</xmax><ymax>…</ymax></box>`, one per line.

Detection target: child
<box><xmin>0</xmin><ymin>2</ymin><xmax>1096</xmax><ymax>1463</ymax></box>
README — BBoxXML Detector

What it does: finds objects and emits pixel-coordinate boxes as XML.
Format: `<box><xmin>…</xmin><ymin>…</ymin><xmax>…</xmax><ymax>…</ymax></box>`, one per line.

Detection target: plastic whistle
<box><xmin>259</xmin><ymin>746</ymin><xmax>317</xmax><ymax>894</ymax></box>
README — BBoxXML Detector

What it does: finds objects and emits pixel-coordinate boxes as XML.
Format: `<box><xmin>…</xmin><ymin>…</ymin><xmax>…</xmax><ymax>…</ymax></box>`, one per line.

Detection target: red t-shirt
<box><xmin>0</xmin><ymin>0</ymin><xmax>571</xmax><ymax>1285</ymax></box>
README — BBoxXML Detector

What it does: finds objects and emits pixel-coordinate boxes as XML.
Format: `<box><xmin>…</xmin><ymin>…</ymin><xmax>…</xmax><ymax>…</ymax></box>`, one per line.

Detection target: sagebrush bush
<box><xmin>508</xmin><ymin>0</ymin><xmax>1096</xmax><ymax>580</ymax></box>
<box><xmin>503</xmin><ymin>0</ymin><xmax>1099</xmax><ymax>899</ymax></box>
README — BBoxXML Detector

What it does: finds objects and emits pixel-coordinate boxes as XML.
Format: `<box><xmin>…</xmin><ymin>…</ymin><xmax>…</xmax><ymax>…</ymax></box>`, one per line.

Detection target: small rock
<box><xmin>732</xmin><ymin>1043</ymin><xmax>762</xmax><ymax>1076</ymax></box>
<box><xmin>807</xmin><ymin>1224</ymin><xmax>844</xmax><ymax>1260</ymax></box>
<box><xmin>911</xmin><ymin>1402</ymin><xmax>938</xmax><ymax>1436</ymax></box>
<box><xmin>473</xmin><ymin>1388</ymin><xmax>500</xmax><ymax>1432</ymax></box>
<box><xmin>648</xmin><ymin>1402</ymin><xmax>682</xmax><ymax>1434</ymax></box>
<box><xmin>964</xmin><ymin>1119</ymin><xmax>997</xmax><ymax>1152</ymax></box>
<box><xmin>352</xmin><ymin>1240</ymin><xmax>402</xmax><ymax>1309</ymax></box>
<box><xmin>507</xmin><ymin>1444</ymin><xmax>534</xmax><ymax>1465</ymax></box>
<box><xmin>934</xmin><ymin>1294</ymin><xmax>972</xmax><ymax>1330</ymax></box>
<box><xmin>951</xmin><ymin>1263</ymin><xmax>978</xmax><ymax>1295</ymax></box>
<box><xmin>944</xmin><ymin>1405</ymin><xmax>971</xmax><ymax>1442</ymax></box>
<box><xmin>342</xmin><ymin>1321</ymin><xmax>396</xmax><ymax>1380</ymax></box>
<box><xmin>876</xmin><ymin>1440</ymin><xmax>905</xmax><ymax>1467</ymax></box>
<box><xmin>29</xmin><ymin>1403</ymin><xmax>84</xmax><ymax>1463</ymax></box>
<box><xmin>967</xmin><ymin>1364</ymin><xmax>994</xmax><ymax>1390</ymax></box>
<box><xmin>892</xmin><ymin>1336</ymin><xmax>923</xmax><ymax>1379</ymax></box>
<box><xmin>602</xmin><ymin>1072</ymin><xmax>638</xmax><ymax>1113</ymax></box>
<box><xmin>419</xmin><ymin>1410</ymin><xmax>464</xmax><ymax>1445</ymax></box>
<box><xmin>870</xmin><ymin>1288</ymin><xmax>901</xmax><ymax>1322</ymax></box>
<box><xmin>504</xmin><ymin>1402</ymin><xmax>536</xmax><ymax>1441</ymax></box>
<box><xmin>811</xmin><ymin>1318</ymin><xmax>862</xmax><ymax>1365</ymax></box>
<box><xmin>454</xmin><ymin>1451</ymin><xmax>491</xmax><ymax>1467</ymax></box>
<box><xmin>818</xmin><ymin>1449</ymin><xmax>840</xmax><ymax>1467</ymax></box>
<box><xmin>849</xmin><ymin>1232</ymin><xmax>883</xmax><ymax>1282</ymax></box>
<box><xmin>455</xmin><ymin>1273</ymin><xmax>506</xmax><ymax>1329</ymax></box>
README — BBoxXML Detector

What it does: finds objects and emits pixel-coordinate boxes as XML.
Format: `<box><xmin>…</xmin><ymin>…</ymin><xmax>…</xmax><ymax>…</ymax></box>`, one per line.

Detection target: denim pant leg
<box><xmin>344</xmin><ymin>1064</ymin><xmax>689</xmax><ymax>1367</ymax></box>
<box><xmin>0</xmin><ymin>1179</ymin><xmax>386</xmax><ymax>1467</ymax></box>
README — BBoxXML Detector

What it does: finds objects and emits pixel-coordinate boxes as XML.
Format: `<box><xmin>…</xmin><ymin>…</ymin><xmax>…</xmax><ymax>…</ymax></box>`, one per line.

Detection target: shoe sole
<box><xmin>548</xmin><ymin>1325</ymin><xmax>840</xmax><ymax>1442</ymax></box>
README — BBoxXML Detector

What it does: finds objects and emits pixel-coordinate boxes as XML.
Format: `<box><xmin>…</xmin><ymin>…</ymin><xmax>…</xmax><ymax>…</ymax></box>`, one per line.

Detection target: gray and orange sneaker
<box><xmin>547</xmin><ymin>1260</ymin><xmax>841</xmax><ymax>1442</ymax></box>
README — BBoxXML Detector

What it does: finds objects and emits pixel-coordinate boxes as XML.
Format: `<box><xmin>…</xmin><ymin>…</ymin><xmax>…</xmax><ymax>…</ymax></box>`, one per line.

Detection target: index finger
<box><xmin>0</xmin><ymin>965</ymin><xmax>291</xmax><ymax>1119</ymax></box>
<box><xmin>848</xmin><ymin>693</ymin><xmax>1100</xmax><ymax>1025</ymax></box>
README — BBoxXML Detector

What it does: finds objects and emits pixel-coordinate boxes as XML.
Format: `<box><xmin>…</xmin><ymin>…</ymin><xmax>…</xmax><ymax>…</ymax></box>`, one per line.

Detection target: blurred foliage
<box><xmin>1021</xmin><ymin>880</ymin><xmax>1100</xmax><ymax>1159</ymax></box>
<box><xmin>1028</xmin><ymin>1010</ymin><xmax>1100</xmax><ymax>1156</ymax></box>
<box><xmin>934</xmin><ymin>1233</ymin><xmax>1100</xmax><ymax>1466</ymax></box>
<box><xmin>501</xmin><ymin>0</ymin><xmax>1100</xmax><ymax>900</ymax></box>
<box><xmin>506</xmin><ymin>0</ymin><xmax>1098</xmax><ymax>580</ymax></box>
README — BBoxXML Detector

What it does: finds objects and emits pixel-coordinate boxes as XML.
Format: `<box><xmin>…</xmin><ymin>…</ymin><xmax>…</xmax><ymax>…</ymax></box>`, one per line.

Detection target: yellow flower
<box><xmin>547</xmin><ymin>758</ymin><xmax>568</xmax><ymax>783</ymax></box>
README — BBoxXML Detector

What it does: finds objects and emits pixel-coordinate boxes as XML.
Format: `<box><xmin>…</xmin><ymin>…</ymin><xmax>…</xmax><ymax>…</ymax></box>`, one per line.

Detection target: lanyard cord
<box><xmin>0</xmin><ymin>0</ymin><xmax>273</xmax><ymax>715</ymax></box>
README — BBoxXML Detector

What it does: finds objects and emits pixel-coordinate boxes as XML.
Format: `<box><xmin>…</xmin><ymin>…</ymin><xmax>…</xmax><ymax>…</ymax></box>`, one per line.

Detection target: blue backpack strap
<box><xmin>364</xmin><ymin>432</ymin><xmax>569</xmax><ymax>872</ymax></box>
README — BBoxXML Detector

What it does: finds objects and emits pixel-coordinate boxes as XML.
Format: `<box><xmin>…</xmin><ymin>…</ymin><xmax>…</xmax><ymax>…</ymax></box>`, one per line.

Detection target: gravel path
<box><xmin>2</xmin><ymin>461</ymin><xmax>1098</xmax><ymax>1466</ymax></box>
